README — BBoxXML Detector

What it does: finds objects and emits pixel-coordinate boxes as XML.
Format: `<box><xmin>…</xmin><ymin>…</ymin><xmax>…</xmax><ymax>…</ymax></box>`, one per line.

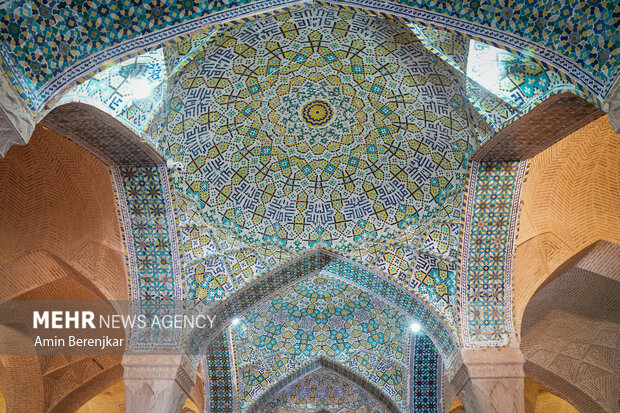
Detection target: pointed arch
<box><xmin>513</xmin><ymin>116</ymin><xmax>620</xmax><ymax>331</ymax></box>
<box><xmin>40</xmin><ymin>102</ymin><xmax>163</xmax><ymax>167</ymax></box>
<box><xmin>524</xmin><ymin>362</ymin><xmax>605</xmax><ymax>413</ymax></box>
<box><xmin>187</xmin><ymin>248</ymin><xmax>458</xmax><ymax>366</ymax></box>
<box><xmin>520</xmin><ymin>252</ymin><xmax>620</xmax><ymax>413</ymax></box>
<box><xmin>6</xmin><ymin>0</ymin><xmax>614</xmax><ymax>112</ymax></box>
<box><xmin>471</xmin><ymin>93</ymin><xmax>604</xmax><ymax>161</ymax></box>
<box><xmin>245</xmin><ymin>356</ymin><xmax>400</xmax><ymax>413</ymax></box>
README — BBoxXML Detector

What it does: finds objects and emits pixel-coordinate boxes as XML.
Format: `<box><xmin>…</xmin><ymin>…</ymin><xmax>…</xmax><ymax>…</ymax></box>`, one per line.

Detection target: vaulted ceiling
<box><xmin>2</xmin><ymin>2</ymin><xmax>617</xmax><ymax>412</ymax></box>
<box><xmin>36</xmin><ymin>1</ymin><xmax>610</xmax><ymax>352</ymax></box>
<box><xmin>203</xmin><ymin>273</ymin><xmax>443</xmax><ymax>412</ymax></box>
<box><xmin>233</xmin><ymin>275</ymin><xmax>414</xmax><ymax>411</ymax></box>
<box><xmin>158</xmin><ymin>7</ymin><xmax>473</xmax><ymax>335</ymax></box>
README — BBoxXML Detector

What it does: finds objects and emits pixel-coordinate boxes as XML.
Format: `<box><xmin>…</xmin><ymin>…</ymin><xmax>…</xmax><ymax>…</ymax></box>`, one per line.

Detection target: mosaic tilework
<box><xmin>205</xmin><ymin>331</ymin><xmax>235</xmax><ymax>413</ymax></box>
<box><xmin>41</xmin><ymin>102</ymin><xmax>162</xmax><ymax>166</ymax></box>
<box><xmin>248</xmin><ymin>356</ymin><xmax>401</xmax><ymax>413</ymax></box>
<box><xmin>459</xmin><ymin>161</ymin><xmax>527</xmax><ymax>347</ymax></box>
<box><xmin>178</xmin><ymin>192</ymin><xmax>465</xmax><ymax>336</ymax></box>
<box><xmin>467</xmin><ymin>41</ymin><xmax>587</xmax><ymax>112</ymax></box>
<box><xmin>405</xmin><ymin>25</ymin><xmax>551</xmax><ymax>146</ymax></box>
<box><xmin>232</xmin><ymin>275</ymin><xmax>411</xmax><ymax>411</ymax></box>
<box><xmin>186</xmin><ymin>253</ymin><xmax>458</xmax><ymax>365</ymax></box>
<box><xmin>0</xmin><ymin>0</ymin><xmax>617</xmax><ymax>110</ymax></box>
<box><xmin>112</xmin><ymin>165</ymin><xmax>184</xmax><ymax>348</ymax></box>
<box><xmin>158</xmin><ymin>7</ymin><xmax>480</xmax><ymax>338</ymax></box>
<box><xmin>55</xmin><ymin>49</ymin><xmax>167</xmax><ymax>145</ymax></box>
<box><xmin>324</xmin><ymin>258</ymin><xmax>456</xmax><ymax>359</ymax></box>
<box><xmin>345</xmin><ymin>187</ymin><xmax>465</xmax><ymax>328</ymax></box>
<box><xmin>301</xmin><ymin>99</ymin><xmax>334</xmax><ymax>127</ymax></box>
<box><xmin>261</xmin><ymin>369</ymin><xmax>386</xmax><ymax>412</ymax></box>
<box><xmin>463</xmin><ymin>41</ymin><xmax>600</xmax><ymax>149</ymax></box>
<box><xmin>211</xmin><ymin>273</ymin><xmax>445</xmax><ymax>412</ymax></box>
<box><xmin>465</xmin><ymin>78</ymin><xmax>519</xmax><ymax>135</ymax></box>
<box><xmin>409</xmin><ymin>23</ymin><xmax>469</xmax><ymax>73</ymax></box>
<box><xmin>164</xmin><ymin>7</ymin><xmax>474</xmax><ymax>256</ymax></box>
<box><xmin>410</xmin><ymin>334</ymin><xmax>442</xmax><ymax>413</ymax></box>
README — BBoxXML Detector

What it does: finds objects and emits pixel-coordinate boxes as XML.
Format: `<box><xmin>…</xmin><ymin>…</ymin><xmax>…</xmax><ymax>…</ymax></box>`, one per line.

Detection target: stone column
<box><xmin>447</xmin><ymin>348</ymin><xmax>525</xmax><ymax>413</ymax></box>
<box><xmin>122</xmin><ymin>354</ymin><xmax>196</xmax><ymax>413</ymax></box>
<box><xmin>0</xmin><ymin>70</ymin><xmax>35</xmax><ymax>157</ymax></box>
<box><xmin>606</xmin><ymin>84</ymin><xmax>620</xmax><ymax>133</ymax></box>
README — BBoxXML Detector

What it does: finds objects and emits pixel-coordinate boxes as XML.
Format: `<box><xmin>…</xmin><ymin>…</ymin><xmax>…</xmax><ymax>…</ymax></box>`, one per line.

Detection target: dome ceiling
<box><xmin>164</xmin><ymin>7</ymin><xmax>475</xmax><ymax>254</ymax></box>
<box><xmin>50</xmin><ymin>5</ymin><xmax>575</xmax><ymax>340</ymax></box>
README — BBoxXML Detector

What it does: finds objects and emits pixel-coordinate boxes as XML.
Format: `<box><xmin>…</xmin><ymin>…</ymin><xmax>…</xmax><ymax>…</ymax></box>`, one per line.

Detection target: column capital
<box><xmin>606</xmin><ymin>82</ymin><xmax>620</xmax><ymax>133</ymax></box>
<box><xmin>122</xmin><ymin>354</ymin><xmax>196</xmax><ymax>391</ymax></box>
<box><xmin>447</xmin><ymin>348</ymin><xmax>525</xmax><ymax>413</ymax></box>
<box><xmin>122</xmin><ymin>354</ymin><xmax>197</xmax><ymax>413</ymax></box>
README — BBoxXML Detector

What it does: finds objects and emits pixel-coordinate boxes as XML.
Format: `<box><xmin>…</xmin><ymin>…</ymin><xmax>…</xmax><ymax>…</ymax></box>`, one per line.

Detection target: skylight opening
<box><xmin>466</xmin><ymin>41</ymin><xmax>510</xmax><ymax>96</ymax></box>
<box><xmin>410</xmin><ymin>321</ymin><xmax>422</xmax><ymax>333</ymax></box>
<box><xmin>128</xmin><ymin>77</ymin><xmax>153</xmax><ymax>100</ymax></box>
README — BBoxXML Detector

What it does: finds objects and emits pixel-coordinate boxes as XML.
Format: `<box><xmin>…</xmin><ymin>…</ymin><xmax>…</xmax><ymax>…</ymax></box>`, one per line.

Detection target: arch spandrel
<box><xmin>1</xmin><ymin>0</ymin><xmax>617</xmax><ymax>112</ymax></box>
<box><xmin>246</xmin><ymin>358</ymin><xmax>399</xmax><ymax>413</ymax></box>
<box><xmin>187</xmin><ymin>251</ymin><xmax>458</xmax><ymax>367</ymax></box>
<box><xmin>202</xmin><ymin>273</ymin><xmax>445</xmax><ymax>412</ymax></box>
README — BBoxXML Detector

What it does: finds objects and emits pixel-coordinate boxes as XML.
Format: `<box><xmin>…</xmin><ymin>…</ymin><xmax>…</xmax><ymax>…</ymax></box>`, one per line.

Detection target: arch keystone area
<box><xmin>245</xmin><ymin>356</ymin><xmax>400</xmax><ymax>413</ymax></box>
<box><xmin>185</xmin><ymin>248</ymin><xmax>459</xmax><ymax>365</ymax></box>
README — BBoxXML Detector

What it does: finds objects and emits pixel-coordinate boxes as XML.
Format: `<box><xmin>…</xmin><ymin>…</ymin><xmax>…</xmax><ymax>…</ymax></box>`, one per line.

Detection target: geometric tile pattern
<box><xmin>158</xmin><ymin>7</ymin><xmax>479</xmax><ymax>336</ymax></box>
<box><xmin>227</xmin><ymin>273</ymin><xmax>443</xmax><ymax>412</ymax></box>
<box><xmin>9</xmin><ymin>3</ymin><xmax>614</xmax><ymax>411</ymax></box>
<box><xmin>406</xmin><ymin>28</ymin><xmax>566</xmax><ymax>147</ymax></box>
<box><xmin>1</xmin><ymin>0</ymin><xmax>617</xmax><ymax>110</ymax></box>
<box><xmin>467</xmin><ymin>40</ymin><xmax>586</xmax><ymax>111</ymax></box>
<box><xmin>205</xmin><ymin>332</ymin><xmax>235</xmax><ymax>413</ymax></box>
<box><xmin>495</xmin><ymin>51</ymin><xmax>580</xmax><ymax>110</ymax></box>
<box><xmin>262</xmin><ymin>369</ymin><xmax>387</xmax><ymax>412</ymax></box>
<box><xmin>323</xmin><ymin>258</ymin><xmax>456</xmax><ymax>359</ymax></box>
<box><xmin>465</xmin><ymin>41</ymin><xmax>595</xmax><ymax>143</ymax></box>
<box><xmin>111</xmin><ymin>165</ymin><xmax>183</xmax><ymax>348</ymax></box>
<box><xmin>55</xmin><ymin>49</ymin><xmax>167</xmax><ymax>144</ymax></box>
<box><xmin>409</xmin><ymin>23</ymin><xmax>469</xmax><ymax>73</ymax></box>
<box><xmin>411</xmin><ymin>334</ymin><xmax>443</xmax><ymax>413</ymax></box>
<box><xmin>459</xmin><ymin>160</ymin><xmax>527</xmax><ymax>347</ymax></box>
<box><xmin>178</xmin><ymin>189</ymin><xmax>466</xmax><ymax>338</ymax></box>
<box><xmin>178</xmin><ymin>189</ymin><xmax>466</xmax><ymax>336</ymax></box>
<box><xmin>248</xmin><ymin>356</ymin><xmax>403</xmax><ymax>412</ymax></box>
<box><xmin>465</xmin><ymin>78</ymin><xmax>519</xmax><ymax>135</ymax></box>
<box><xmin>164</xmin><ymin>7</ymin><xmax>474</xmax><ymax>256</ymax></box>
<box><xmin>232</xmin><ymin>275</ymin><xmax>411</xmax><ymax>411</ymax></box>
<box><xmin>185</xmin><ymin>252</ymin><xmax>458</xmax><ymax>367</ymax></box>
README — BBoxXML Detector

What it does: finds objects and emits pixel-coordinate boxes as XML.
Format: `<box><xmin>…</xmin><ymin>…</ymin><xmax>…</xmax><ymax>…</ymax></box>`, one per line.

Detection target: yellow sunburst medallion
<box><xmin>301</xmin><ymin>99</ymin><xmax>334</xmax><ymax>127</ymax></box>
